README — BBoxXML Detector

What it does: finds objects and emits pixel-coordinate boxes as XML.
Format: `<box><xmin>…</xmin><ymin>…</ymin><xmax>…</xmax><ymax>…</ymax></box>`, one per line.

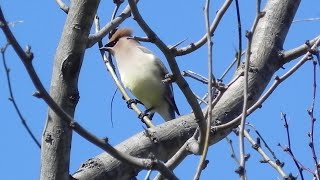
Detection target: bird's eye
<box><xmin>106</xmin><ymin>40</ymin><xmax>117</xmax><ymax>47</ymax></box>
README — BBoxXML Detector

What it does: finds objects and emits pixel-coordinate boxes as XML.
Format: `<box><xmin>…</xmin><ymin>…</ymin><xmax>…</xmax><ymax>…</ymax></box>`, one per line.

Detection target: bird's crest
<box><xmin>109</xmin><ymin>28</ymin><xmax>133</xmax><ymax>43</ymax></box>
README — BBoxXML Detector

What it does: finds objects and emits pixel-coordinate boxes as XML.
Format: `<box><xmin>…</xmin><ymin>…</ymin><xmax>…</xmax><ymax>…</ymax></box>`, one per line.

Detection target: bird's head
<box><xmin>100</xmin><ymin>28</ymin><xmax>133</xmax><ymax>53</ymax></box>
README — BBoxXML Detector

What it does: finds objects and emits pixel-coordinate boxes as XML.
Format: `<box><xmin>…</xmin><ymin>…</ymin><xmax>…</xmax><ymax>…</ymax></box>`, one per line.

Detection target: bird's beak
<box><xmin>100</xmin><ymin>46</ymin><xmax>112</xmax><ymax>52</ymax></box>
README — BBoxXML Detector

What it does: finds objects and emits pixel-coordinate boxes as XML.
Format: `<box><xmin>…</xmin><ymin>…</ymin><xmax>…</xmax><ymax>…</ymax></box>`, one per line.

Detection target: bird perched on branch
<box><xmin>101</xmin><ymin>28</ymin><xmax>180</xmax><ymax>121</ymax></box>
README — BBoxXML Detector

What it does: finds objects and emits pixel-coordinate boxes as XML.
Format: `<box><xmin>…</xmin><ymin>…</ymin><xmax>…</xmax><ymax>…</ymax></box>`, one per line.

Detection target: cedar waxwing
<box><xmin>102</xmin><ymin>28</ymin><xmax>180</xmax><ymax>121</ymax></box>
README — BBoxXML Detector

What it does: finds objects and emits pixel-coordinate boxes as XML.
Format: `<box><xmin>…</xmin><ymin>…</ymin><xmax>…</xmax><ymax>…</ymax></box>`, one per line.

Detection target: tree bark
<box><xmin>73</xmin><ymin>0</ymin><xmax>301</xmax><ymax>179</ymax></box>
<box><xmin>40</xmin><ymin>0</ymin><xmax>100</xmax><ymax>179</ymax></box>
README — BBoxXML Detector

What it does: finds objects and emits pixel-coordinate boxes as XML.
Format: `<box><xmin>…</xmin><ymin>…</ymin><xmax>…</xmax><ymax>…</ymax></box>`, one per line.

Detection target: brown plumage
<box><xmin>108</xmin><ymin>28</ymin><xmax>133</xmax><ymax>45</ymax></box>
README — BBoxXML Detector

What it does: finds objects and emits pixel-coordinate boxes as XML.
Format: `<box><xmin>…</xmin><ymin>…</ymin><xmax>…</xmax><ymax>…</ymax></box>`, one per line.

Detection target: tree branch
<box><xmin>0</xmin><ymin>44</ymin><xmax>41</xmax><ymax>148</ymax></box>
<box><xmin>87</xmin><ymin>0</ymin><xmax>140</xmax><ymax>48</ymax></box>
<box><xmin>40</xmin><ymin>0</ymin><xmax>100</xmax><ymax>179</ymax></box>
<box><xmin>194</xmin><ymin>0</ymin><xmax>213</xmax><ymax>179</ymax></box>
<box><xmin>55</xmin><ymin>0</ymin><xmax>69</xmax><ymax>14</ymax></box>
<box><xmin>174</xmin><ymin>0</ymin><xmax>233</xmax><ymax>56</ymax></box>
<box><xmin>282</xmin><ymin>35</ymin><xmax>320</xmax><ymax>64</ymax></box>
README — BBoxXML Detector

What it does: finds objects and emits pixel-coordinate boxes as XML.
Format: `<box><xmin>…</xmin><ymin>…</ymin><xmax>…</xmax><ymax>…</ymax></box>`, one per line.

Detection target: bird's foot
<box><xmin>138</xmin><ymin>112</ymin><xmax>153</xmax><ymax>121</ymax></box>
<box><xmin>138</xmin><ymin>108</ymin><xmax>154</xmax><ymax>121</ymax></box>
<box><xmin>126</xmin><ymin>99</ymin><xmax>143</xmax><ymax>109</ymax></box>
<box><xmin>162</xmin><ymin>73</ymin><xmax>175</xmax><ymax>84</ymax></box>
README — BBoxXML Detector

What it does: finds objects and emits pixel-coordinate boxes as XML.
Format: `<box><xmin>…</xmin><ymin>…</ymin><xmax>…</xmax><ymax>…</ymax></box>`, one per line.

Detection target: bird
<box><xmin>101</xmin><ymin>28</ymin><xmax>180</xmax><ymax>121</ymax></box>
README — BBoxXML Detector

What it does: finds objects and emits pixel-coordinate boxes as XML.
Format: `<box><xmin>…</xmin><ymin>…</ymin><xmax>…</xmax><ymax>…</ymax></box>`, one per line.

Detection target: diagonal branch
<box><xmin>1</xmin><ymin>44</ymin><xmax>41</xmax><ymax>148</ymax></box>
<box><xmin>87</xmin><ymin>0</ymin><xmax>140</xmax><ymax>48</ymax></box>
<box><xmin>55</xmin><ymin>0</ymin><xmax>69</xmax><ymax>14</ymax></box>
<box><xmin>282</xmin><ymin>35</ymin><xmax>320</xmax><ymax>64</ymax></box>
<box><xmin>238</xmin><ymin>1</ymin><xmax>263</xmax><ymax>178</ymax></box>
<box><xmin>194</xmin><ymin>0</ymin><xmax>214</xmax><ymax>179</ymax></box>
<box><xmin>174</xmin><ymin>0</ymin><xmax>233</xmax><ymax>56</ymax></box>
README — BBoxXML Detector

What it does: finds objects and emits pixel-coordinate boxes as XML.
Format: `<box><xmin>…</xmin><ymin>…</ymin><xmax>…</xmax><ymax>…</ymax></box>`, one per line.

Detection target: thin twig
<box><xmin>235</xmin><ymin>0</ymin><xmax>242</xmax><ymax>68</ymax></box>
<box><xmin>144</xmin><ymin>170</ymin><xmax>152</xmax><ymax>180</ymax></box>
<box><xmin>195</xmin><ymin>93</ymin><xmax>208</xmax><ymax>105</ymax></box>
<box><xmin>238</xmin><ymin>1</ymin><xmax>262</xmax><ymax>178</ymax></box>
<box><xmin>154</xmin><ymin>130</ymin><xmax>199</xmax><ymax>180</ymax></box>
<box><xmin>237</xmin><ymin>33</ymin><xmax>250</xmax><ymax>178</ymax></box>
<box><xmin>0</xmin><ymin>7</ymin><xmax>177</xmax><ymax>180</ymax></box>
<box><xmin>109</xmin><ymin>88</ymin><xmax>118</xmax><ymax>127</ymax></box>
<box><xmin>279</xmin><ymin>113</ymin><xmax>313</xmax><ymax>179</ymax></box>
<box><xmin>182</xmin><ymin>70</ymin><xmax>224</xmax><ymax>92</ymax></box>
<box><xmin>243</xmin><ymin>130</ymin><xmax>287</xmax><ymax>177</ymax></box>
<box><xmin>212</xmin><ymin>13</ymin><xmax>320</xmax><ymax>135</ymax></box>
<box><xmin>293</xmin><ymin>18</ymin><xmax>320</xmax><ymax>23</ymax></box>
<box><xmin>87</xmin><ymin>0</ymin><xmax>140</xmax><ymax>48</ymax></box>
<box><xmin>282</xmin><ymin>35</ymin><xmax>320</xmax><ymax>64</ymax></box>
<box><xmin>226</xmin><ymin>137</ymin><xmax>240</xmax><ymax>165</ymax></box>
<box><xmin>182</xmin><ymin>70</ymin><xmax>210</xmax><ymax>85</ymax></box>
<box><xmin>219</xmin><ymin>51</ymin><xmax>245</xmax><ymax>81</ymax></box>
<box><xmin>194</xmin><ymin>0</ymin><xmax>213</xmax><ymax>179</ymax></box>
<box><xmin>246</xmin><ymin>123</ymin><xmax>281</xmax><ymax>163</ymax></box>
<box><xmin>175</xmin><ymin>0</ymin><xmax>233</xmax><ymax>56</ymax></box>
<box><xmin>307</xmin><ymin>58</ymin><xmax>320</xmax><ymax>179</ymax></box>
<box><xmin>1</xmin><ymin>44</ymin><xmax>41</xmax><ymax>148</ymax></box>
<box><xmin>55</xmin><ymin>0</ymin><xmax>69</xmax><ymax>14</ymax></box>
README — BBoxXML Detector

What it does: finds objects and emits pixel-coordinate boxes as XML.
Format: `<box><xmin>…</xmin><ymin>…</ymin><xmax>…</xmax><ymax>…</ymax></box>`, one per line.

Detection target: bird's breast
<box><xmin>119</xmin><ymin>60</ymin><xmax>164</xmax><ymax>108</ymax></box>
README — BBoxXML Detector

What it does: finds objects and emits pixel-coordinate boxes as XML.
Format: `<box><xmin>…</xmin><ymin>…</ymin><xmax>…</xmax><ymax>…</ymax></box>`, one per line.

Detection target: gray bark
<box><xmin>73</xmin><ymin>0</ymin><xmax>300</xmax><ymax>179</ymax></box>
<box><xmin>40</xmin><ymin>0</ymin><xmax>100</xmax><ymax>179</ymax></box>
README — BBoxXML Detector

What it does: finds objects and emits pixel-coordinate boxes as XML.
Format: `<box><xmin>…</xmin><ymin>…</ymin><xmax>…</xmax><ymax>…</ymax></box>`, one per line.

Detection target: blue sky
<box><xmin>1</xmin><ymin>0</ymin><xmax>320</xmax><ymax>179</ymax></box>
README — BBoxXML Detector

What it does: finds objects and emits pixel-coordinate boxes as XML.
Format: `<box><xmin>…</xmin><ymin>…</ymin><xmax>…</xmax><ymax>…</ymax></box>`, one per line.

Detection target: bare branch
<box><xmin>1</xmin><ymin>44</ymin><xmax>41</xmax><ymax>148</ymax></box>
<box><xmin>219</xmin><ymin>51</ymin><xmax>245</xmax><ymax>81</ymax></box>
<box><xmin>87</xmin><ymin>0</ymin><xmax>140</xmax><ymax>48</ymax></box>
<box><xmin>154</xmin><ymin>134</ymin><xmax>198</xmax><ymax>180</ymax></box>
<box><xmin>174</xmin><ymin>0</ymin><xmax>233</xmax><ymax>56</ymax></box>
<box><xmin>307</xmin><ymin>58</ymin><xmax>320</xmax><ymax>179</ymax></box>
<box><xmin>226</xmin><ymin>137</ymin><xmax>240</xmax><ymax>165</ymax></box>
<box><xmin>238</xmin><ymin>1</ymin><xmax>263</xmax><ymax>178</ymax></box>
<box><xmin>282</xmin><ymin>35</ymin><xmax>320</xmax><ymax>64</ymax></box>
<box><xmin>293</xmin><ymin>17</ymin><xmax>320</xmax><ymax>23</ymax></box>
<box><xmin>244</xmin><ymin>130</ymin><xmax>287</xmax><ymax>177</ymax></box>
<box><xmin>55</xmin><ymin>0</ymin><xmax>69</xmax><ymax>14</ymax></box>
<box><xmin>246</xmin><ymin>123</ymin><xmax>283</xmax><ymax>164</ymax></box>
<box><xmin>213</xmin><ymin>35</ymin><xmax>320</xmax><ymax>132</ymax></box>
<box><xmin>194</xmin><ymin>0</ymin><xmax>213</xmax><ymax>178</ymax></box>
<box><xmin>235</xmin><ymin>0</ymin><xmax>242</xmax><ymax>68</ymax></box>
<box><xmin>279</xmin><ymin>113</ymin><xmax>311</xmax><ymax>179</ymax></box>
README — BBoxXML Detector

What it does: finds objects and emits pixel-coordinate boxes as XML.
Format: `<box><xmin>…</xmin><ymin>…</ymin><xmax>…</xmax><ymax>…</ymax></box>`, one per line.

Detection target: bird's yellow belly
<box><xmin>122</xmin><ymin>73</ymin><xmax>164</xmax><ymax>108</ymax></box>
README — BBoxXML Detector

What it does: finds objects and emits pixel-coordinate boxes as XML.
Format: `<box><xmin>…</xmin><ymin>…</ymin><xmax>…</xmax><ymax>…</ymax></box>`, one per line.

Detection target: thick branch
<box><xmin>282</xmin><ymin>35</ymin><xmax>320</xmax><ymax>64</ymax></box>
<box><xmin>40</xmin><ymin>0</ymin><xmax>100</xmax><ymax>179</ymax></box>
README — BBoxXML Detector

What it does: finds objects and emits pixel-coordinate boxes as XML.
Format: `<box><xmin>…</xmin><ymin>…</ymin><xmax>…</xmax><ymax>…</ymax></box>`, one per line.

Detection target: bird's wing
<box><xmin>137</xmin><ymin>45</ymin><xmax>180</xmax><ymax>116</ymax></box>
<box><xmin>164</xmin><ymin>83</ymin><xmax>181</xmax><ymax>116</ymax></box>
<box><xmin>137</xmin><ymin>45</ymin><xmax>169</xmax><ymax>74</ymax></box>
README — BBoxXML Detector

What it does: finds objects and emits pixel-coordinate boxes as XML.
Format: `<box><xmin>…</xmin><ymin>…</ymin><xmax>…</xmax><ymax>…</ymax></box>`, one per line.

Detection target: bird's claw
<box><xmin>126</xmin><ymin>99</ymin><xmax>143</xmax><ymax>109</ymax></box>
<box><xmin>138</xmin><ymin>112</ymin><xmax>153</xmax><ymax>121</ymax></box>
<box><xmin>162</xmin><ymin>73</ymin><xmax>175</xmax><ymax>84</ymax></box>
